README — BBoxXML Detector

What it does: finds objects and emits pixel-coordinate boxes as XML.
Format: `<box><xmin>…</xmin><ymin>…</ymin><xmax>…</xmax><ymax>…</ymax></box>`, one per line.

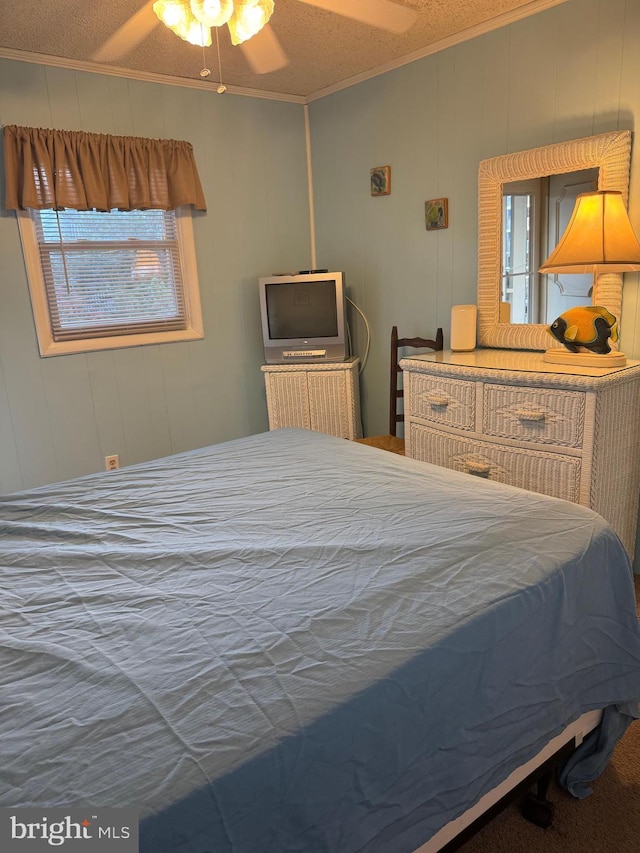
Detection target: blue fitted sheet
<box><xmin>1</xmin><ymin>428</ymin><xmax>639</xmax><ymax>852</ymax></box>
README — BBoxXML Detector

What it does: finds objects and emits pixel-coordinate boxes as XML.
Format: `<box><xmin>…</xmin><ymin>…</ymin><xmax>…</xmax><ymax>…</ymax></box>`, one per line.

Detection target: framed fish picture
<box><xmin>371</xmin><ymin>166</ymin><xmax>391</xmax><ymax>196</ymax></box>
<box><xmin>425</xmin><ymin>198</ymin><xmax>448</xmax><ymax>230</ymax></box>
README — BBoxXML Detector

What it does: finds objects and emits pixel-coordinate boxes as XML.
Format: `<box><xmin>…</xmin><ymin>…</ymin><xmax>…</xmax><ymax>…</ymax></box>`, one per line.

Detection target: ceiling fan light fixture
<box><xmin>190</xmin><ymin>0</ymin><xmax>233</xmax><ymax>28</ymax></box>
<box><xmin>227</xmin><ymin>0</ymin><xmax>274</xmax><ymax>46</ymax></box>
<box><xmin>153</xmin><ymin>0</ymin><xmax>212</xmax><ymax>47</ymax></box>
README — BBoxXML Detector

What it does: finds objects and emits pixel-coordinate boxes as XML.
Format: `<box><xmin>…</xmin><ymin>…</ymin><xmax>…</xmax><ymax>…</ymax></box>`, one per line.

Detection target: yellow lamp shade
<box><xmin>539</xmin><ymin>190</ymin><xmax>640</xmax><ymax>274</ymax></box>
<box><xmin>227</xmin><ymin>0</ymin><xmax>274</xmax><ymax>45</ymax></box>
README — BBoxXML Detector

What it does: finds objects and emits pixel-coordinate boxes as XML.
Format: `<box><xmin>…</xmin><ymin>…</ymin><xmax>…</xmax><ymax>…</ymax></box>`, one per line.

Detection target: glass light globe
<box><xmin>190</xmin><ymin>0</ymin><xmax>233</xmax><ymax>28</ymax></box>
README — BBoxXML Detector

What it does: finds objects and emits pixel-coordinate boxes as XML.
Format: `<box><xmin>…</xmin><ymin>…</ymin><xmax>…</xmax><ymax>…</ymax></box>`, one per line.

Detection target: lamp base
<box><xmin>542</xmin><ymin>349</ymin><xmax>627</xmax><ymax>368</ymax></box>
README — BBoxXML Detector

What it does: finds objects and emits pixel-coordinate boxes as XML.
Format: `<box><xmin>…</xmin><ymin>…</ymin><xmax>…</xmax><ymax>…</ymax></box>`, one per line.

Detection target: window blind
<box><xmin>32</xmin><ymin>208</ymin><xmax>187</xmax><ymax>341</ymax></box>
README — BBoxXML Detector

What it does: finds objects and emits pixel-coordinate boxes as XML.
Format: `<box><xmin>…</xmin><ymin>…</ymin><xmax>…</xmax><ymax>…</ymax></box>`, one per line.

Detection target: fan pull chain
<box><xmin>199</xmin><ymin>22</ymin><xmax>211</xmax><ymax>78</ymax></box>
<box><xmin>214</xmin><ymin>27</ymin><xmax>226</xmax><ymax>93</ymax></box>
<box><xmin>200</xmin><ymin>48</ymin><xmax>211</xmax><ymax>77</ymax></box>
<box><xmin>197</xmin><ymin>24</ymin><xmax>225</xmax><ymax>93</ymax></box>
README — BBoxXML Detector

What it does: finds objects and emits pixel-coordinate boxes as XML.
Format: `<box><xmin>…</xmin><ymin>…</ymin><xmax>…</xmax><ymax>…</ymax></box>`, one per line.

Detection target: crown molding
<box><xmin>0</xmin><ymin>47</ymin><xmax>306</xmax><ymax>104</ymax></box>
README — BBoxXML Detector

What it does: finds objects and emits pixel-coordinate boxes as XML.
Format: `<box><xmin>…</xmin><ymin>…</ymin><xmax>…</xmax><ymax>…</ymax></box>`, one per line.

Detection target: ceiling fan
<box><xmin>91</xmin><ymin>0</ymin><xmax>419</xmax><ymax>77</ymax></box>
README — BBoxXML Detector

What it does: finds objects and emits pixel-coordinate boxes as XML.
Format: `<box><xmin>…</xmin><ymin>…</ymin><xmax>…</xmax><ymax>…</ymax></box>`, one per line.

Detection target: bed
<box><xmin>1</xmin><ymin>427</ymin><xmax>639</xmax><ymax>853</ymax></box>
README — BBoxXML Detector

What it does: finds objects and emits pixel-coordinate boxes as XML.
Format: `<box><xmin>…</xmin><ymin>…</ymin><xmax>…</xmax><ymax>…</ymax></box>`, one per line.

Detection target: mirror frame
<box><xmin>477</xmin><ymin>130</ymin><xmax>632</xmax><ymax>350</ymax></box>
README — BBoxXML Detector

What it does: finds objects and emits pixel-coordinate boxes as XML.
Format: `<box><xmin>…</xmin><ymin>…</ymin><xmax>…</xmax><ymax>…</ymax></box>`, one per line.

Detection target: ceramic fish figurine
<box><xmin>548</xmin><ymin>306</ymin><xmax>619</xmax><ymax>354</ymax></box>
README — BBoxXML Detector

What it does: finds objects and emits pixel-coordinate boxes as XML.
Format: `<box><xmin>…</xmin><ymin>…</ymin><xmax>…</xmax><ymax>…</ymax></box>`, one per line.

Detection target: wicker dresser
<box><xmin>401</xmin><ymin>349</ymin><xmax>640</xmax><ymax>558</ymax></box>
<box><xmin>261</xmin><ymin>357</ymin><xmax>362</xmax><ymax>440</ymax></box>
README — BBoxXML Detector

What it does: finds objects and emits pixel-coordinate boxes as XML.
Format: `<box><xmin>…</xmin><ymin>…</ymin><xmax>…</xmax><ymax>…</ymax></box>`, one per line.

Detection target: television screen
<box><xmin>265</xmin><ymin>280</ymin><xmax>338</xmax><ymax>339</ymax></box>
<box><xmin>259</xmin><ymin>272</ymin><xmax>347</xmax><ymax>363</ymax></box>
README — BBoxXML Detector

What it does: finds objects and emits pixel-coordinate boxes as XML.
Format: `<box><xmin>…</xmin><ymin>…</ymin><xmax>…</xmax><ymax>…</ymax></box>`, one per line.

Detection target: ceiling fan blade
<box><xmin>297</xmin><ymin>0</ymin><xmax>418</xmax><ymax>34</ymax></box>
<box><xmin>91</xmin><ymin>2</ymin><xmax>159</xmax><ymax>63</ymax></box>
<box><xmin>239</xmin><ymin>24</ymin><xmax>288</xmax><ymax>74</ymax></box>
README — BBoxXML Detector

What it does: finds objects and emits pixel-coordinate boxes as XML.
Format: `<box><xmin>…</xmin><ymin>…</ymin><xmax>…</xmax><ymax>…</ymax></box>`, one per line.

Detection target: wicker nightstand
<box><xmin>401</xmin><ymin>349</ymin><xmax>640</xmax><ymax>558</ymax></box>
<box><xmin>261</xmin><ymin>358</ymin><xmax>362</xmax><ymax>440</ymax></box>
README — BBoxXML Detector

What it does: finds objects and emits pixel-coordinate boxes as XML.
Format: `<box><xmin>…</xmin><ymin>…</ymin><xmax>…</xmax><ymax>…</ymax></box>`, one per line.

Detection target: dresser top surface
<box><xmin>400</xmin><ymin>349</ymin><xmax>640</xmax><ymax>391</ymax></box>
<box><xmin>402</xmin><ymin>349</ymin><xmax>640</xmax><ymax>378</ymax></box>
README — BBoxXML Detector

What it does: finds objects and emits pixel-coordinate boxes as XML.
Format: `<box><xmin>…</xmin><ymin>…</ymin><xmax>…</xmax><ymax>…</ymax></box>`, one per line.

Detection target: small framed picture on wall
<box><xmin>371</xmin><ymin>166</ymin><xmax>391</xmax><ymax>196</ymax></box>
<box><xmin>425</xmin><ymin>197</ymin><xmax>448</xmax><ymax>230</ymax></box>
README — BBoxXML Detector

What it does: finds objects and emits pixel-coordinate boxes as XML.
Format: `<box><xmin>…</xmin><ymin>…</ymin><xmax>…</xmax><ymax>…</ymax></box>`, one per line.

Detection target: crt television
<box><xmin>259</xmin><ymin>272</ymin><xmax>348</xmax><ymax>364</ymax></box>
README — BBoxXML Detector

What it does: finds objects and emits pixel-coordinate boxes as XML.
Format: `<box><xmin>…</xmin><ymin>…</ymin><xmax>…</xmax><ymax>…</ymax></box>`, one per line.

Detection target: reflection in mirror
<box><xmin>502</xmin><ymin>178</ymin><xmax>541</xmax><ymax>325</ymax></box>
<box><xmin>502</xmin><ymin>169</ymin><xmax>598</xmax><ymax>325</ymax></box>
<box><xmin>477</xmin><ymin>131</ymin><xmax>632</xmax><ymax>351</ymax></box>
<box><xmin>501</xmin><ymin>169</ymin><xmax>598</xmax><ymax>325</ymax></box>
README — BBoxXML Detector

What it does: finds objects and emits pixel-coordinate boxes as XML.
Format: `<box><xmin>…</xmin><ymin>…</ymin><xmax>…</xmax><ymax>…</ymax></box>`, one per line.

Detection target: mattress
<box><xmin>1</xmin><ymin>428</ymin><xmax>639</xmax><ymax>853</ymax></box>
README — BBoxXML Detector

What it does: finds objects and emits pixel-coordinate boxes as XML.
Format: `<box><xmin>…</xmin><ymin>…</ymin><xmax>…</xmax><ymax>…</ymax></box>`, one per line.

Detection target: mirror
<box><xmin>477</xmin><ymin>130</ymin><xmax>632</xmax><ymax>350</ymax></box>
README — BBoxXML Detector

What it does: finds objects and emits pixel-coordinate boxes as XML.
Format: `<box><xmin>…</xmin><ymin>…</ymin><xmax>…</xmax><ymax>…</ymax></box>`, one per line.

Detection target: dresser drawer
<box><xmin>410</xmin><ymin>423</ymin><xmax>581</xmax><ymax>503</ymax></box>
<box><xmin>482</xmin><ymin>384</ymin><xmax>585</xmax><ymax>448</ymax></box>
<box><xmin>408</xmin><ymin>373</ymin><xmax>476</xmax><ymax>431</ymax></box>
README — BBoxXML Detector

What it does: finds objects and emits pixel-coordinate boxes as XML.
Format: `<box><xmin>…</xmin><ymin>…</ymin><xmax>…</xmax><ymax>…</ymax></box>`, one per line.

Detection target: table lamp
<box><xmin>539</xmin><ymin>189</ymin><xmax>640</xmax><ymax>367</ymax></box>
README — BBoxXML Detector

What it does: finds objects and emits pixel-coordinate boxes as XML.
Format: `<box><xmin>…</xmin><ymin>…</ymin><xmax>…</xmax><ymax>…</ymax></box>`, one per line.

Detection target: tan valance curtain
<box><xmin>3</xmin><ymin>125</ymin><xmax>207</xmax><ymax>212</ymax></box>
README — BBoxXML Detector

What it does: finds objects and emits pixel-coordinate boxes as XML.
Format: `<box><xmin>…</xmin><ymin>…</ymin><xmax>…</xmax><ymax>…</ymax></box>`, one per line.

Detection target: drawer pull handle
<box><xmin>426</xmin><ymin>394</ymin><xmax>449</xmax><ymax>408</ymax></box>
<box><xmin>516</xmin><ymin>409</ymin><xmax>546</xmax><ymax>422</ymax></box>
<box><xmin>465</xmin><ymin>460</ymin><xmax>491</xmax><ymax>478</ymax></box>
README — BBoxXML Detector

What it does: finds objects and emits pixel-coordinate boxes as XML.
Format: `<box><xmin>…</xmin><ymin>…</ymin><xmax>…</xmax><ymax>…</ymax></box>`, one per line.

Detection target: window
<box><xmin>5</xmin><ymin>125</ymin><xmax>206</xmax><ymax>357</ymax></box>
<box><xmin>18</xmin><ymin>206</ymin><xmax>203</xmax><ymax>357</ymax></box>
<box><xmin>501</xmin><ymin>179</ymin><xmax>541</xmax><ymax>325</ymax></box>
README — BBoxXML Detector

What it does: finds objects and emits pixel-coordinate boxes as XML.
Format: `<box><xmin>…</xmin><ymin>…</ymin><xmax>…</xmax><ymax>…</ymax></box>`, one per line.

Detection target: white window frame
<box><xmin>501</xmin><ymin>178</ymin><xmax>542</xmax><ymax>325</ymax></box>
<box><xmin>17</xmin><ymin>208</ymin><xmax>204</xmax><ymax>357</ymax></box>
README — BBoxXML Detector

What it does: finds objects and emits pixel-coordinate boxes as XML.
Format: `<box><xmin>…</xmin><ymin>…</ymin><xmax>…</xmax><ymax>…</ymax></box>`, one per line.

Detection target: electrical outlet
<box><xmin>105</xmin><ymin>454</ymin><xmax>120</xmax><ymax>471</ymax></box>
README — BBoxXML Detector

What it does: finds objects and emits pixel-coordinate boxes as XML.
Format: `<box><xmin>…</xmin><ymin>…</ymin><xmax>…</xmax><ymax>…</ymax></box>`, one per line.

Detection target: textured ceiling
<box><xmin>0</xmin><ymin>0</ymin><xmax>568</xmax><ymax>101</ymax></box>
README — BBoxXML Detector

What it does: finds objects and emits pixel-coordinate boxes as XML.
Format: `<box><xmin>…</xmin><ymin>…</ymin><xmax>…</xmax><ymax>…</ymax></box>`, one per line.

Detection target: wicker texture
<box><xmin>261</xmin><ymin>359</ymin><xmax>362</xmax><ymax>440</ymax></box>
<box><xmin>482</xmin><ymin>385</ymin><xmax>585</xmax><ymax>447</ymax></box>
<box><xmin>411</xmin><ymin>423</ymin><xmax>581</xmax><ymax>503</ymax></box>
<box><xmin>590</xmin><ymin>379</ymin><xmax>640</xmax><ymax>553</ymax></box>
<box><xmin>263</xmin><ymin>371</ymin><xmax>311</xmax><ymax>430</ymax></box>
<box><xmin>410</xmin><ymin>374</ymin><xmax>476</xmax><ymax>431</ymax></box>
<box><xmin>402</xmin><ymin>350</ymin><xmax>640</xmax><ymax>558</ymax></box>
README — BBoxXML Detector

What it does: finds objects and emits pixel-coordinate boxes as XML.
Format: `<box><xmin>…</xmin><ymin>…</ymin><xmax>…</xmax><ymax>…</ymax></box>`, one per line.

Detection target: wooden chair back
<box><xmin>389</xmin><ymin>325</ymin><xmax>444</xmax><ymax>436</ymax></box>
